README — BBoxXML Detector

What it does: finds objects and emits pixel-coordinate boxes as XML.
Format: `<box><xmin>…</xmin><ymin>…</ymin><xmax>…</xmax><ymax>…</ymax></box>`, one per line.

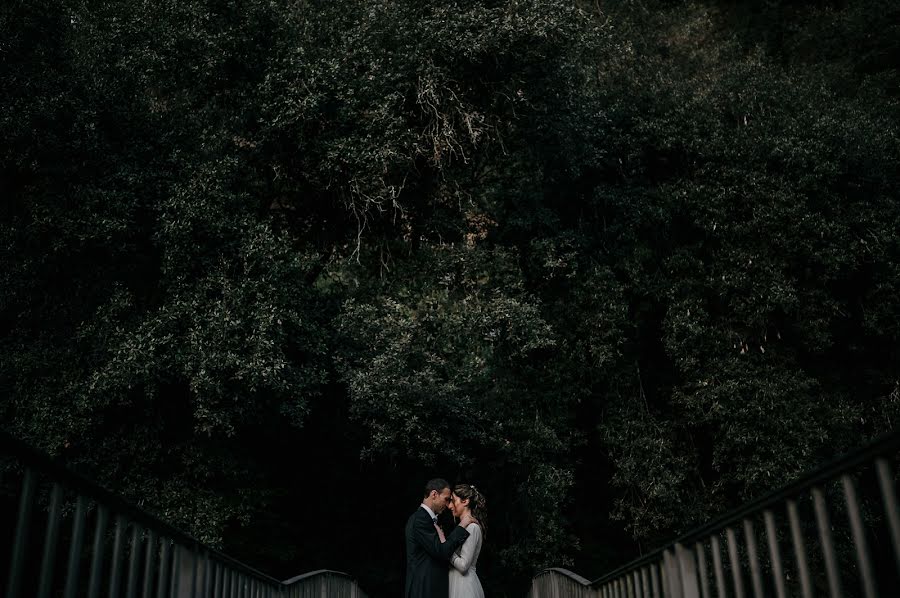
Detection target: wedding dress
<box><xmin>449</xmin><ymin>523</ymin><xmax>484</xmax><ymax>598</ymax></box>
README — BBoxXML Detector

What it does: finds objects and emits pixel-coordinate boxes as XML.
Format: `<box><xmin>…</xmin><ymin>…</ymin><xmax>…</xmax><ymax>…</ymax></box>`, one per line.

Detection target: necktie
<box><xmin>432</xmin><ymin>517</ymin><xmax>442</xmax><ymax>539</ymax></box>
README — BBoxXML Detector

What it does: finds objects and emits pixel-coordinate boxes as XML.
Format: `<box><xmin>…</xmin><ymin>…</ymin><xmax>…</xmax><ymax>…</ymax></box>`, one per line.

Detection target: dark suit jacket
<box><xmin>404</xmin><ymin>507</ymin><xmax>470</xmax><ymax>598</ymax></box>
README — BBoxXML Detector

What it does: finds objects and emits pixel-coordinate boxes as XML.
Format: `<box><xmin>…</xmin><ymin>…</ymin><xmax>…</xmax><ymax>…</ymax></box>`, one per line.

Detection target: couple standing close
<box><xmin>405</xmin><ymin>479</ymin><xmax>487</xmax><ymax>598</ymax></box>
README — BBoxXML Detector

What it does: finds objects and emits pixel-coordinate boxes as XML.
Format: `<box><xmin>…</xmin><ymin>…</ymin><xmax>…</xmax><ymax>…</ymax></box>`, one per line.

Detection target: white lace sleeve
<box><xmin>451</xmin><ymin>524</ymin><xmax>481</xmax><ymax>573</ymax></box>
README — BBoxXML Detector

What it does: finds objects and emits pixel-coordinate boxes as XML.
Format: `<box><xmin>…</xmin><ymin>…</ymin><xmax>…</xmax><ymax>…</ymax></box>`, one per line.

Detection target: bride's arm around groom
<box><xmin>450</xmin><ymin>522</ymin><xmax>481</xmax><ymax>573</ymax></box>
<box><xmin>410</xmin><ymin>506</ymin><xmax>472</xmax><ymax>561</ymax></box>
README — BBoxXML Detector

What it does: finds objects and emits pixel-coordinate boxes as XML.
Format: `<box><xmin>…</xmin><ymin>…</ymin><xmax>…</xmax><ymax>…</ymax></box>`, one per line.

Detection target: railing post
<box><xmin>662</xmin><ymin>549</ymin><xmax>681</xmax><ymax>598</ymax></box>
<box><xmin>37</xmin><ymin>483</ymin><xmax>64</xmax><ymax>598</ymax></box>
<box><xmin>7</xmin><ymin>468</ymin><xmax>36</xmax><ymax>598</ymax></box>
<box><xmin>674</xmin><ymin>543</ymin><xmax>701</xmax><ymax>598</ymax></box>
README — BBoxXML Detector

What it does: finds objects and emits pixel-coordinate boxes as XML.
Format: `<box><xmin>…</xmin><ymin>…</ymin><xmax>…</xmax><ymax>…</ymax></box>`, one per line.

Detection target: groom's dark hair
<box><xmin>423</xmin><ymin>478</ymin><xmax>450</xmax><ymax>498</ymax></box>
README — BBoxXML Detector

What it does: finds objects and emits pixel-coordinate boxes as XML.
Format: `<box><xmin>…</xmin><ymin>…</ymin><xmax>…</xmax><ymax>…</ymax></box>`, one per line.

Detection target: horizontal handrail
<box><xmin>535</xmin><ymin>568</ymin><xmax>594</xmax><ymax>586</ymax></box>
<box><xmin>282</xmin><ymin>569</ymin><xmax>356</xmax><ymax>584</ymax></box>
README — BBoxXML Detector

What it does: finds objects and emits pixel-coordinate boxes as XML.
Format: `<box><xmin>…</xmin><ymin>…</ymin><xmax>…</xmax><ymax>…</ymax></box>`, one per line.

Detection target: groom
<box><xmin>405</xmin><ymin>478</ymin><xmax>473</xmax><ymax>598</ymax></box>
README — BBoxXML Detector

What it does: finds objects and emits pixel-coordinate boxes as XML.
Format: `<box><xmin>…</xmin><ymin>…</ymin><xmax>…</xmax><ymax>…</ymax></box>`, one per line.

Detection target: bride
<box><xmin>440</xmin><ymin>483</ymin><xmax>486</xmax><ymax>598</ymax></box>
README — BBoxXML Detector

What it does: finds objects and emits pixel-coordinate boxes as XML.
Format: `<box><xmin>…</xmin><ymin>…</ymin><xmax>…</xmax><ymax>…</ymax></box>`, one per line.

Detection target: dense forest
<box><xmin>2</xmin><ymin>0</ymin><xmax>899</xmax><ymax>595</ymax></box>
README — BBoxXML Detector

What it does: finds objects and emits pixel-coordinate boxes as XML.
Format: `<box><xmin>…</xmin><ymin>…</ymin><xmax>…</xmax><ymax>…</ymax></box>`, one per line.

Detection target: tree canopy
<box><xmin>2</xmin><ymin>0</ymin><xmax>898</xmax><ymax>595</ymax></box>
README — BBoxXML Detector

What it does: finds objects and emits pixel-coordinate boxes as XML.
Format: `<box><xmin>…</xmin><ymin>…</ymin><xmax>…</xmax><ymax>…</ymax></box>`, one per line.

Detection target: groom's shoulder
<box><xmin>405</xmin><ymin>507</ymin><xmax>427</xmax><ymax>533</ymax></box>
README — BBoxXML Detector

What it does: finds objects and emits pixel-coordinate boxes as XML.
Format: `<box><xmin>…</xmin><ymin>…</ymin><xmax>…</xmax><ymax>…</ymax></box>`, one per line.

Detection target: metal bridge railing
<box><xmin>530</xmin><ymin>430</ymin><xmax>900</xmax><ymax>598</ymax></box>
<box><xmin>528</xmin><ymin>568</ymin><xmax>595</xmax><ymax>598</ymax></box>
<box><xmin>0</xmin><ymin>430</ymin><xmax>367</xmax><ymax>598</ymax></box>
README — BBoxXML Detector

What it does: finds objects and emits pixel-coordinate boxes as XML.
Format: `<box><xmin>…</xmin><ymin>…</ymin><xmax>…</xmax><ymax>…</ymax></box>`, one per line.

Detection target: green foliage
<box><xmin>2</xmin><ymin>0</ymin><xmax>898</xmax><ymax>593</ymax></box>
<box><xmin>581</xmin><ymin>0</ymin><xmax>900</xmax><ymax>545</ymax></box>
<box><xmin>337</xmin><ymin>246</ymin><xmax>582</xmax><ymax>572</ymax></box>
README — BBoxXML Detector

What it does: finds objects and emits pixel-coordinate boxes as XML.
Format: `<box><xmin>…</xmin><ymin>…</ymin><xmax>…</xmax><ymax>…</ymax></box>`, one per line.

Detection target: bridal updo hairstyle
<box><xmin>453</xmin><ymin>483</ymin><xmax>487</xmax><ymax>536</ymax></box>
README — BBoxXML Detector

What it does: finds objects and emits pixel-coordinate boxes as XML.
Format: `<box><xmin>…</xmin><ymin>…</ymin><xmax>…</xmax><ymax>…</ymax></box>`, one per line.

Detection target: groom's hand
<box><xmin>458</xmin><ymin>512</ymin><xmax>474</xmax><ymax>527</ymax></box>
